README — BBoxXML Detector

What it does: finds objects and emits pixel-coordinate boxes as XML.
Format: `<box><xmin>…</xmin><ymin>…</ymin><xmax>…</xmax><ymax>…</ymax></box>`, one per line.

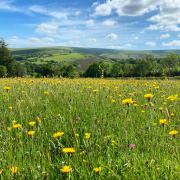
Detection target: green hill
<box><xmin>11</xmin><ymin>46</ymin><xmax>180</xmax><ymax>70</ymax></box>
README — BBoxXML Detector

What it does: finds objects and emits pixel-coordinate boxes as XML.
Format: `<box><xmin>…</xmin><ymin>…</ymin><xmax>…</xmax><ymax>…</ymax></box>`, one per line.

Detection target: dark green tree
<box><xmin>0</xmin><ymin>65</ymin><xmax>7</xmax><ymax>77</ymax></box>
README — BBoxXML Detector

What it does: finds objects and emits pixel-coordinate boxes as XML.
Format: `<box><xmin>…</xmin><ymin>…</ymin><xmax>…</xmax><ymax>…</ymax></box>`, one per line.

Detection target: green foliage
<box><xmin>85</xmin><ymin>55</ymin><xmax>180</xmax><ymax>78</ymax></box>
<box><xmin>0</xmin><ymin>65</ymin><xmax>7</xmax><ymax>77</ymax></box>
<box><xmin>0</xmin><ymin>39</ymin><xmax>14</xmax><ymax>66</ymax></box>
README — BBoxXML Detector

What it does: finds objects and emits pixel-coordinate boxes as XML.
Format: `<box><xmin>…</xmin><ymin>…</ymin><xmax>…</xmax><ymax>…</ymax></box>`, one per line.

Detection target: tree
<box><xmin>63</xmin><ymin>65</ymin><xmax>79</xmax><ymax>78</ymax></box>
<box><xmin>0</xmin><ymin>39</ymin><xmax>16</xmax><ymax>76</ymax></box>
<box><xmin>8</xmin><ymin>62</ymin><xmax>27</xmax><ymax>77</ymax></box>
<box><xmin>0</xmin><ymin>39</ymin><xmax>14</xmax><ymax>66</ymax></box>
<box><xmin>134</xmin><ymin>60</ymin><xmax>153</xmax><ymax>77</ymax></box>
<box><xmin>85</xmin><ymin>63</ymin><xmax>101</xmax><ymax>77</ymax></box>
<box><xmin>111</xmin><ymin>63</ymin><xmax>124</xmax><ymax>77</ymax></box>
<box><xmin>0</xmin><ymin>65</ymin><xmax>7</xmax><ymax>77</ymax></box>
<box><xmin>85</xmin><ymin>61</ymin><xmax>112</xmax><ymax>77</ymax></box>
<box><xmin>161</xmin><ymin>54</ymin><xmax>179</xmax><ymax>76</ymax></box>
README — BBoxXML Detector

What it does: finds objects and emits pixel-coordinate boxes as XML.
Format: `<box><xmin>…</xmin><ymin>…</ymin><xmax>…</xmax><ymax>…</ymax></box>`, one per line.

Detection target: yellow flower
<box><xmin>0</xmin><ymin>169</ymin><xmax>3</xmax><ymax>175</ymax></box>
<box><xmin>11</xmin><ymin>166</ymin><xmax>18</xmax><ymax>175</ymax></box>
<box><xmin>111</xmin><ymin>99</ymin><xmax>116</xmax><ymax>103</ymax></box>
<box><xmin>62</xmin><ymin>148</ymin><xmax>75</xmax><ymax>154</ymax></box>
<box><xmin>122</xmin><ymin>98</ymin><xmax>134</xmax><ymax>105</ymax></box>
<box><xmin>75</xmin><ymin>133</ymin><xmax>79</xmax><ymax>137</ymax></box>
<box><xmin>167</xmin><ymin>94</ymin><xmax>178</xmax><ymax>101</ymax></box>
<box><xmin>44</xmin><ymin>91</ymin><xmax>49</xmax><ymax>95</ymax></box>
<box><xmin>8</xmin><ymin>106</ymin><xmax>13</xmax><ymax>111</ymax></box>
<box><xmin>93</xmin><ymin>167</ymin><xmax>102</xmax><ymax>173</ymax></box>
<box><xmin>144</xmin><ymin>93</ymin><xmax>153</xmax><ymax>100</ymax></box>
<box><xmin>27</xmin><ymin>131</ymin><xmax>35</xmax><ymax>136</ymax></box>
<box><xmin>36</xmin><ymin>117</ymin><xmax>42</xmax><ymax>124</ymax></box>
<box><xmin>92</xmin><ymin>89</ymin><xmax>98</xmax><ymax>93</ymax></box>
<box><xmin>4</xmin><ymin>86</ymin><xmax>11</xmax><ymax>92</ymax></box>
<box><xmin>169</xmin><ymin>130</ymin><xmax>178</xmax><ymax>137</ymax></box>
<box><xmin>111</xmin><ymin>140</ymin><xmax>117</xmax><ymax>146</ymax></box>
<box><xmin>159</xmin><ymin>119</ymin><xmax>168</xmax><ymax>125</ymax></box>
<box><xmin>28</xmin><ymin>121</ymin><xmax>36</xmax><ymax>127</ymax></box>
<box><xmin>53</xmin><ymin>132</ymin><xmax>64</xmax><ymax>138</ymax></box>
<box><xmin>60</xmin><ymin>166</ymin><xmax>72</xmax><ymax>173</ymax></box>
<box><xmin>85</xmin><ymin>133</ymin><xmax>91</xmax><ymax>140</ymax></box>
<box><xmin>12</xmin><ymin>123</ymin><xmax>22</xmax><ymax>129</ymax></box>
<box><xmin>133</xmin><ymin>103</ymin><xmax>138</xmax><ymax>107</ymax></box>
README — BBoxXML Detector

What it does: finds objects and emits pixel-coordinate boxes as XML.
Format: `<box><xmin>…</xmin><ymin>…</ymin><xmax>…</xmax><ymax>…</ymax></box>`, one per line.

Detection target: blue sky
<box><xmin>0</xmin><ymin>0</ymin><xmax>180</xmax><ymax>50</ymax></box>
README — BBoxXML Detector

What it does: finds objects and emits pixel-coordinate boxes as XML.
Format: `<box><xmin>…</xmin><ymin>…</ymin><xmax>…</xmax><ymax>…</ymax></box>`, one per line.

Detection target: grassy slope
<box><xmin>11</xmin><ymin>47</ymin><xmax>180</xmax><ymax>70</ymax></box>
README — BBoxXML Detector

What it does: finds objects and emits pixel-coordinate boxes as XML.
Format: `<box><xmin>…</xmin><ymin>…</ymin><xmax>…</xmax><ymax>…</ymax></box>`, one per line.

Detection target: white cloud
<box><xmin>0</xmin><ymin>0</ymin><xmax>25</xmax><ymax>13</ymax></box>
<box><xmin>94</xmin><ymin>1</ymin><xmax>112</xmax><ymax>16</ymax></box>
<box><xmin>94</xmin><ymin>0</ymin><xmax>159</xmax><ymax>17</ymax></box>
<box><xmin>74</xmin><ymin>11</ymin><xmax>81</xmax><ymax>16</ymax></box>
<box><xmin>94</xmin><ymin>0</ymin><xmax>180</xmax><ymax>32</ymax></box>
<box><xmin>147</xmin><ymin>0</ymin><xmax>180</xmax><ymax>32</ymax></box>
<box><xmin>162</xmin><ymin>40</ymin><xmax>180</xmax><ymax>47</ymax></box>
<box><xmin>7</xmin><ymin>36</ymin><xmax>56</xmax><ymax>48</ymax></box>
<box><xmin>134</xmin><ymin>36</ymin><xmax>139</xmax><ymax>40</ymax></box>
<box><xmin>88</xmin><ymin>38</ymin><xmax>97</xmax><ymax>42</ymax></box>
<box><xmin>29</xmin><ymin>5</ymin><xmax>68</xmax><ymax>19</ymax></box>
<box><xmin>160</xmin><ymin>33</ymin><xmax>170</xmax><ymax>39</ymax></box>
<box><xmin>85</xmin><ymin>19</ymin><xmax>95</xmax><ymax>27</ymax></box>
<box><xmin>107</xmin><ymin>33</ymin><xmax>118</xmax><ymax>40</ymax></box>
<box><xmin>178</xmin><ymin>34</ymin><xmax>180</xmax><ymax>38</ymax></box>
<box><xmin>145</xmin><ymin>41</ymin><xmax>156</xmax><ymax>47</ymax></box>
<box><xmin>36</xmin><ymin>21</ymin><xmax>60</xmax><ymax>35</ymax></box>
<box><xmin>102</xmin><ymin>20</ymin><xmax>117</xmax><ymax>27</ymax></box>
<box><xmin>110</xmin><ymin>43</ymin><xmax>132</xmax><ymax>49</ymax></box>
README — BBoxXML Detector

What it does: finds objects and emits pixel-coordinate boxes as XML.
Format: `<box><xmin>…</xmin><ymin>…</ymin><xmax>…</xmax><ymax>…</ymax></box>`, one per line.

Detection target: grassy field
<box><xmin>0</xmin><ymin>78</ymin><xmax>179</xmax><ymax>179</ymax></box>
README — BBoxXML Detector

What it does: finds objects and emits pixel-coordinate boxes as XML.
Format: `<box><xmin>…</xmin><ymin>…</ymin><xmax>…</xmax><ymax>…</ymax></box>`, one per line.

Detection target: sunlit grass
<box><xmin>0</xmin><ymin>78</ymin><xmax>179</xmax><ymax>179</ymax></box>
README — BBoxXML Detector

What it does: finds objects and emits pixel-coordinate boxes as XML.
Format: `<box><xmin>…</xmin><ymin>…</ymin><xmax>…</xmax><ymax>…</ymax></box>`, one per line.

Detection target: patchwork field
<box><xmin>0</xmin><ymin>78</ymin><xmax>179</xmax><ymax>179</ymax></box>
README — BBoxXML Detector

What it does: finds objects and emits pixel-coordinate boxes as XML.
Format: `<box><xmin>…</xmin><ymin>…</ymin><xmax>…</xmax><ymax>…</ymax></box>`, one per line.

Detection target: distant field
<box><xmin>11</xmin><ymin>47</ymin><xmax>180</xmax><ymax>70</ymax></box>
<box><xmin>11</xmin><ymin>47</ymin><xmax>102</xmax><ymax>70</ymax></box>
<box><xmin>0</xmin><ymin>78</ymin><xmax>179</xmax><ymax>179</ymax></box>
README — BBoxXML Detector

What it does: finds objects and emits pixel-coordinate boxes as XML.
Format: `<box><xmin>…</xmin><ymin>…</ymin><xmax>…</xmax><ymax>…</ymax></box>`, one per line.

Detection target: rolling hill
<box><xmin>11</xmin><ymin>47</ymin><xmax>180</xmax><ymax>70</ymax></box>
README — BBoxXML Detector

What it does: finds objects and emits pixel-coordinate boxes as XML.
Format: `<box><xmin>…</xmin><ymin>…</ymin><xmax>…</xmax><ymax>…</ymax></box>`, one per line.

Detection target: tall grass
<box><xmin>0</xmin><ymin>78</ymin><xmax>179</xmax><ymax>179</ymax></box>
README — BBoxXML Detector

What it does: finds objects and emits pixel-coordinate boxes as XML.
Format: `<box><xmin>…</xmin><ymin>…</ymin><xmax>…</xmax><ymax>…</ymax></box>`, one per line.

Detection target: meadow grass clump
<box><xmin>0</xmin><ymin>78</ymin><xmax>179</xmax><ymax>179</ymax></box>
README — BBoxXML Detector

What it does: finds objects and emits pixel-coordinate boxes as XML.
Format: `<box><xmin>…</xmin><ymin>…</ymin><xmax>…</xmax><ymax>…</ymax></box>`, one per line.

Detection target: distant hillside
<box><xmin>11</xmin><ymin>46</ymin><xmax>180</xmax><ymax>70</ymax></box>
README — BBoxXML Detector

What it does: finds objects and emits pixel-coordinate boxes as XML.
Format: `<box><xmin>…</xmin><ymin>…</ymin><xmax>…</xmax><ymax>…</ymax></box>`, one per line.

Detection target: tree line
<box><xmin>0</xmin><ymin>39</ymin><xmax>180</xmax><ymax>78</ymax></box>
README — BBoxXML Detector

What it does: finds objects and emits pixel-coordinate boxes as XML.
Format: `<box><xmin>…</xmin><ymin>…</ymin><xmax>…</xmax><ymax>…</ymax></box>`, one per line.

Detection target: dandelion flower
<box><xmin>169</xmin><ymin>130</ymin><xmax>178</xmax><ymax>137</ymax></box>
<box><xmin>27</xmin><ymin>131</ymin><xmax>35</xmax><ymax>136</ymax></box>
<box><xmin>53</xmin><ymin>132</ymin><xmax>64</xmax><ymax>138</ymax></box>
<box><xmin>93</xmin><ymin>167</ymin><xmax>102</xmax><ymax>174</ymax></box>
<box><xmin>159</xmin><ymin>119</ymin><xmax>168</xmax><ymax>126</ymax></box>
<box><xmin>62</xmin><ymin>148</ymin><xmax>75</xmax><ymax>154</ymax></box>
<box><xmin>36</xmin><ymin>117</ymin><xmax>42</xmax><ymax>124</ymax></box>
<box><xmin>85</xmin><ymin>133</ymin><xmax>91</xmax><ymax>140</ymax></box>
<box><xmin>60</xmin><ymin>166</ymin><xmax>72</xmax><ymax>173</ymax></box>
<box><xmin>8</xmin><ymin>106</ymin><xmax>13</xmax><ymax>111</ymax></box>
<box><xmin>44</xmin><ymin>91</ymin><xmax>49</xmax><ymax>95</ymax></box>
<box><xmin>28</xmin><ymin>121</ymin><xmax>36</xmax><ymax>127</ymax></box>
<box><xmin>144</xmin><ymin>93</ymin><xmax>153</xmax><ymax>101</ymax></box>
<box><xmin>4</xmin><ymin>86</ymin><xmax>11</xmax><ymax>92</ymax></box>
<box><xmin>11</xmin><ymin>166</ymin><xmax>18</xmax><ymax>175</ymax></box>
<box><xmin>12</xmin><ymin>124</ymin><xmax>22</xmax><ymax>129</ymax></box>
<box><xmin>122</xmin><ymin>98</ymin><xmax>134</xmax><ymax>105</ymax></box>
<box><xmin>167</xmin><ymin>94</ymin><xmax>178</xmax><ymax>101</ymax></box>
